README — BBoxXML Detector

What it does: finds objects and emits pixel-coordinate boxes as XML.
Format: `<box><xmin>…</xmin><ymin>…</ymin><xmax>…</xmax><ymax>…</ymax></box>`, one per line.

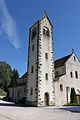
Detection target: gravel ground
<box><xmin>0</xmin><ymin>100</ymin><xmax>80</xmax><ymax>120</ymax></box>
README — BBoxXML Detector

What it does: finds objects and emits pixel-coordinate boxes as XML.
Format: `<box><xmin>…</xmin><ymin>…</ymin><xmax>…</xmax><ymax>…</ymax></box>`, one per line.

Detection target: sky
<box><xmin>0</xmin><ymin>0</ymin><xmax>80</xmax><ymax>77</ymax></box>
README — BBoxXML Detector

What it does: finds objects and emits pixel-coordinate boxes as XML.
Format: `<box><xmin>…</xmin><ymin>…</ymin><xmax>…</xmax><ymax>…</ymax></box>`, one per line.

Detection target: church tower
<box><xmin>26</xmin><ymin>11</ymin><xmax>55</xmax><ymax>106</ymax></box>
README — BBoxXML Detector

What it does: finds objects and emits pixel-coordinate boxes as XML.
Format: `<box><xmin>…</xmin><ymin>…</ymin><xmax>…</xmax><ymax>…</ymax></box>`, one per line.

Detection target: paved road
<box><xmin>0</xmin><ymin>100</ymin><xmax>80</xmax><ymax>120</ymax></box>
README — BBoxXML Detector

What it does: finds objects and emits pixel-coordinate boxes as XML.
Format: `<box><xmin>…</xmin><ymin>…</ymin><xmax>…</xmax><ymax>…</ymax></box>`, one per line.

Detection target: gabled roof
<box><xmin>19</xmin><ymin>72</ymin><xmax>28</xmax><ymax>80</ymax></box>
<box><xmin>17</xmin><ymin>72</ymin><xmax>28</xmax><ymax>85</ymax></box>
<box><xmin>54</xmin><ymin>54</ymin><xmax>71</xmax><ymax>68</ymax></box>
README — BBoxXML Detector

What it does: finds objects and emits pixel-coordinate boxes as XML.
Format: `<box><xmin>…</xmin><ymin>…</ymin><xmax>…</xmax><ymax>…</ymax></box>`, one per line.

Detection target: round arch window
<box><xmin>70</xmin><ymin>71</ymin><xmax>73</xmax><ymax>78</ymax></box>
<box><xmin>43</xmin><ymin>26</ymin><xmax>50</xmax><ymax>37</ymax></box>
<box><xmin>60</xmin><ymin>84</ymin><xmax>63</xmax><ymax>92</ymax></box>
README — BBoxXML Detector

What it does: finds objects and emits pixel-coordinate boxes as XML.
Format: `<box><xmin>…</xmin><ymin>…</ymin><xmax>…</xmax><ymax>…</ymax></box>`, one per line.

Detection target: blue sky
<box><xmin>0</xmin><ymin>0</ymin><xmax>80</xmax><ymax>77</ymax></box>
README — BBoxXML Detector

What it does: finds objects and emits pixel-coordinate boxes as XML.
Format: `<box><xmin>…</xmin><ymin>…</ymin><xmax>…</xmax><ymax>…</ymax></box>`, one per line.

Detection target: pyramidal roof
<box><xmin>39</xmin><ymin>10</ymin><xmax>53</xmax><ymax>28</ymax></box>
<box><xmin>30</xmin><ymin>10</ymin><xmax>53</xmax><ymax>29</ymax></box>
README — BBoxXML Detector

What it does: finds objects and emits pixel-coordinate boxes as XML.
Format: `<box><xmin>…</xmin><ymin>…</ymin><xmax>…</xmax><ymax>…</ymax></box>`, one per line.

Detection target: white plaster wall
<box><xmin>55</xmin><ymin>53</ymin><xmax>80</xmax><ymax>106</ymax></box>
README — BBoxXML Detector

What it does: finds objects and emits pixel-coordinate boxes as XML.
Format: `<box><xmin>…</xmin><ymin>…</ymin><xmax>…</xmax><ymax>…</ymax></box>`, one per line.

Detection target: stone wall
<box><xmin>26</xmin><ymin>21</ymin><xmax>39</xmax><ymax>106</ymax></box>
<box><xmin>37</xmin><ymin>15</ymin><xmax>55</xmax><ymax>106</ymax></box>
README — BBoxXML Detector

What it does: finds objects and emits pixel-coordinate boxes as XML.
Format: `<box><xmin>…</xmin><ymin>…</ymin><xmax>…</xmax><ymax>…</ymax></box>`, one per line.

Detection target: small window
<box><xmin>32</xmin><ymin>44</ymin><xmax>34</xmax><ymax>51</ymax></box>
<box><xmin>75</xmin><ymin>71</ymin><xmax>78</xmax><ymax>79</ymax></box>
<box><xmin>56</xmin><ymin>71</ymin><xmax>58</xmax><ymax>76</ymax></box>
<box><xmin>43</xmin><ymin>29</ymin><xmax>45</xmax><ymax>35</ymax></box>
<box><xmin>45</xmin><ymin>73</ymin><xmax>48</xmax><ymax>80</ymax></box>
<box><xmin>31</xmin><ymin>66</ymin><xmax>34</xmax><ymax>73</ymax></box>
<box><xmin>74</xmin><ymin>56</ymin><xmax>76</xmax><ymax>61</ymax></box>
<box><xmin>60</xmin><ymin>84</ymin><xmax>63</xmax><ymax>92</ymax></box>
<box><xmin>70</xmin><ymin>72</ymin><xmax>73</xmax><ymax>78</ymax></box>
<box><xmin>18</xmin><ymin>91</ymin><xmax>20</xmax><ymax>97</ymax></box>
<box><xmin>30</xmin><ymin>87</ymin><xmax>33</xmax><ymax>95</ymax></box>
<box><xmin>32</xmin><ymin>28</ymin><xmax>36</xmax><ymax>39</ymax></box>
<box><xmin>45</xmin><ymin>53</ymin><xmax>48</xmax><ymax>59</ymax></box>
<box><xmin>24</xmin><ymin>88</ymin><xmax>26</xmax><ymax>92</ymax></box>
<box><xmin>46</xmin><ymin>29</ymin><xmax>49</xmax><ymax>37</ymax></box>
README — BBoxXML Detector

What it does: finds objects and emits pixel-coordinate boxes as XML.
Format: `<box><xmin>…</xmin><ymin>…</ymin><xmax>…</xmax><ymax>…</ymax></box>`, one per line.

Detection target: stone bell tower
<box><xmin>26</xmin><ymin>11</ymin><xmax>55</xmax><ymax>106</ymax></box>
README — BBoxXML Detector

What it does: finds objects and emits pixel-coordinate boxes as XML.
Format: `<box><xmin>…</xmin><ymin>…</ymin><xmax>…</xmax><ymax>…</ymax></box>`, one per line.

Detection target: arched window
<box><xmin>70</xmin><ymin>72</ymin><xmax>73</xmax><ymax>78</ymax></box>
<box><xmin>45</xmin><ymin>53</ymin><xmax>48</xmax><ymax>59</ymax></box>
<box><xmin>60</xmin><ymin>84</ymin><xmax>63</xmax><ymax>92</ymax></box>
<box><xmin>45</xmin><ymin>73</ymin><xmax>48</xmax><ymax>80</ymax></box>
<box><xmin>75</xmin><ymin>71</ymin><xmax>78</xmax><ymax>79</ymax></box>
<box><xmin>30</xmin><ymin>87</ymin><xmax>33</xmax><ymax>95</ymax></box>
<box><xmin>31</xmin><ymin>66</ymin><xmax>34</xmax><ymax>73</ymax></box>
<box><xmin>74</xmin><ymin>56</ymin><xmax>76</xmax><ymax>61</ymax></box>
<box><xmin>44</xmin><ymin>92</ymin><xmax>49</xmax><ymax>106</ymax></box>
<box><xmin>43</xmin><ymin>26</ymin><xmax>50</xmax><ymax>37</ymax></box>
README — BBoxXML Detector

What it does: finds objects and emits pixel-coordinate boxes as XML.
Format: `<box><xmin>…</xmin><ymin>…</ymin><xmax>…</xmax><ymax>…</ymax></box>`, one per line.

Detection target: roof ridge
<box><xmin>55</xmin><ymin>54</ymin><xmax>71</xmax><ymax>62</ymax></box>
<box><xmin>54</xmin><ymin>54</ymin><xmax>72</xmax><ymax>68</ymax></box>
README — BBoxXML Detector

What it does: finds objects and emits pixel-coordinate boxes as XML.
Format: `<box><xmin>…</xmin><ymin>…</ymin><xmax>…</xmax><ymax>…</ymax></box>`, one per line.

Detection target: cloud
<box><xmin>0</xmin><ymin>0</ymin><xmax>21</xmax><ymax>49</ymax></box>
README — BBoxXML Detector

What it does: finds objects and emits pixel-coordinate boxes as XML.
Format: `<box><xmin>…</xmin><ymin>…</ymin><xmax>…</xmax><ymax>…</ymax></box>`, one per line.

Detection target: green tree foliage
<box><xmin>0</xmin><ymin>61</ymin><xmax>19</xmax><ymax>93</ymax></box>
<box><xmin>70</xmin><ymin>88</ymin><xmax>78</xmax><ymax>104</ymax></box>
<box><xmin>0</xmin><ymin>88</ymin><xmax>7</xmax><ymax>96</ymax></box>
<box><xmin>10</xmin><ymin>68</ymin><xmax>19</xmax><ymax>87</ymax></box>
<box><xmin>0</xmin><ymin>61</ymin><xmax>12</xmax><ymax>91</ymax></box>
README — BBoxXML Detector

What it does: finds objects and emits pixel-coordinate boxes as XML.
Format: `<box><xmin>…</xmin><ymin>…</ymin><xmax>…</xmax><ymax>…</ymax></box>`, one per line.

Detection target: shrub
<box><xmin>70</xmin><ymin>88</ymin><xmax>78</xmax><ymax>104</ymax></box>
<box><xmin>0</xmin><ymin>88</ymin><xmax>7</xmax><ymax>96</ymax></box>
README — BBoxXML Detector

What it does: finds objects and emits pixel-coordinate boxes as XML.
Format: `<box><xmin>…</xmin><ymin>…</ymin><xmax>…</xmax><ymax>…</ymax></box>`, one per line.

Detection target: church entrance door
<box><xmin>44</xmin><ymin>93</ymin><xmax>49</xmax><ymax>106</ymax></box>
<box><xmin>77</xmin><ymin>95</ymin><xmax>80</xmax><ymax>104</ymax></box>
<box><xmin>66</xmin><ymin>87</ymin><xmax>70</xmax><ymax>104</ymax></box>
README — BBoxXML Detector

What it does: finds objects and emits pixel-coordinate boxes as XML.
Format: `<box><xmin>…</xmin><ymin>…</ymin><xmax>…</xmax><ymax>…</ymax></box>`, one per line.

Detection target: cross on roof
<box><xmin>44</xmin><ymin>9</ymin><xmax>47</xmax><ymax>16</ymax></box>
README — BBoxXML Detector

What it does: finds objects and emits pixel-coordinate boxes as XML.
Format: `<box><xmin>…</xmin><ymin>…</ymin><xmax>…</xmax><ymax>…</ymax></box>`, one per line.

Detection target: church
<box><xmin>55</xmin><ymin>50</ymin><xmax>80</xmax><ymax>106</ymax></box>
<box><xmin>8</xmin><ymin>12</ymin><xmax>80</xmax><ymax>106</ymax></box>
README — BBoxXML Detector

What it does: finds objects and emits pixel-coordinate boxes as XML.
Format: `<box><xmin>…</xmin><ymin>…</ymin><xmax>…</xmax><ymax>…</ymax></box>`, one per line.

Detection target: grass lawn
<box><xmin>64</xmin><ymin>103</ymin><xmax>80</xmax><ymax>106</ymax></box>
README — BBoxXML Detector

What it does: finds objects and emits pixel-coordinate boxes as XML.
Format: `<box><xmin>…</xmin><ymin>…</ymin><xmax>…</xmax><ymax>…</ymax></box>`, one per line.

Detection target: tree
<box><xmin>10</xmin><ymin>68</ymin><xmax>19</xmax><ymax>87</ymax></box>
<box><xmin>0</xmin><ymin>61</ymin><xmax>12</xmax><ymax>92</ymax></box>
<box><xmin>70</xmin><ymin>88</ymin><xmax>78</xmax><ymax>104</ymax></box>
